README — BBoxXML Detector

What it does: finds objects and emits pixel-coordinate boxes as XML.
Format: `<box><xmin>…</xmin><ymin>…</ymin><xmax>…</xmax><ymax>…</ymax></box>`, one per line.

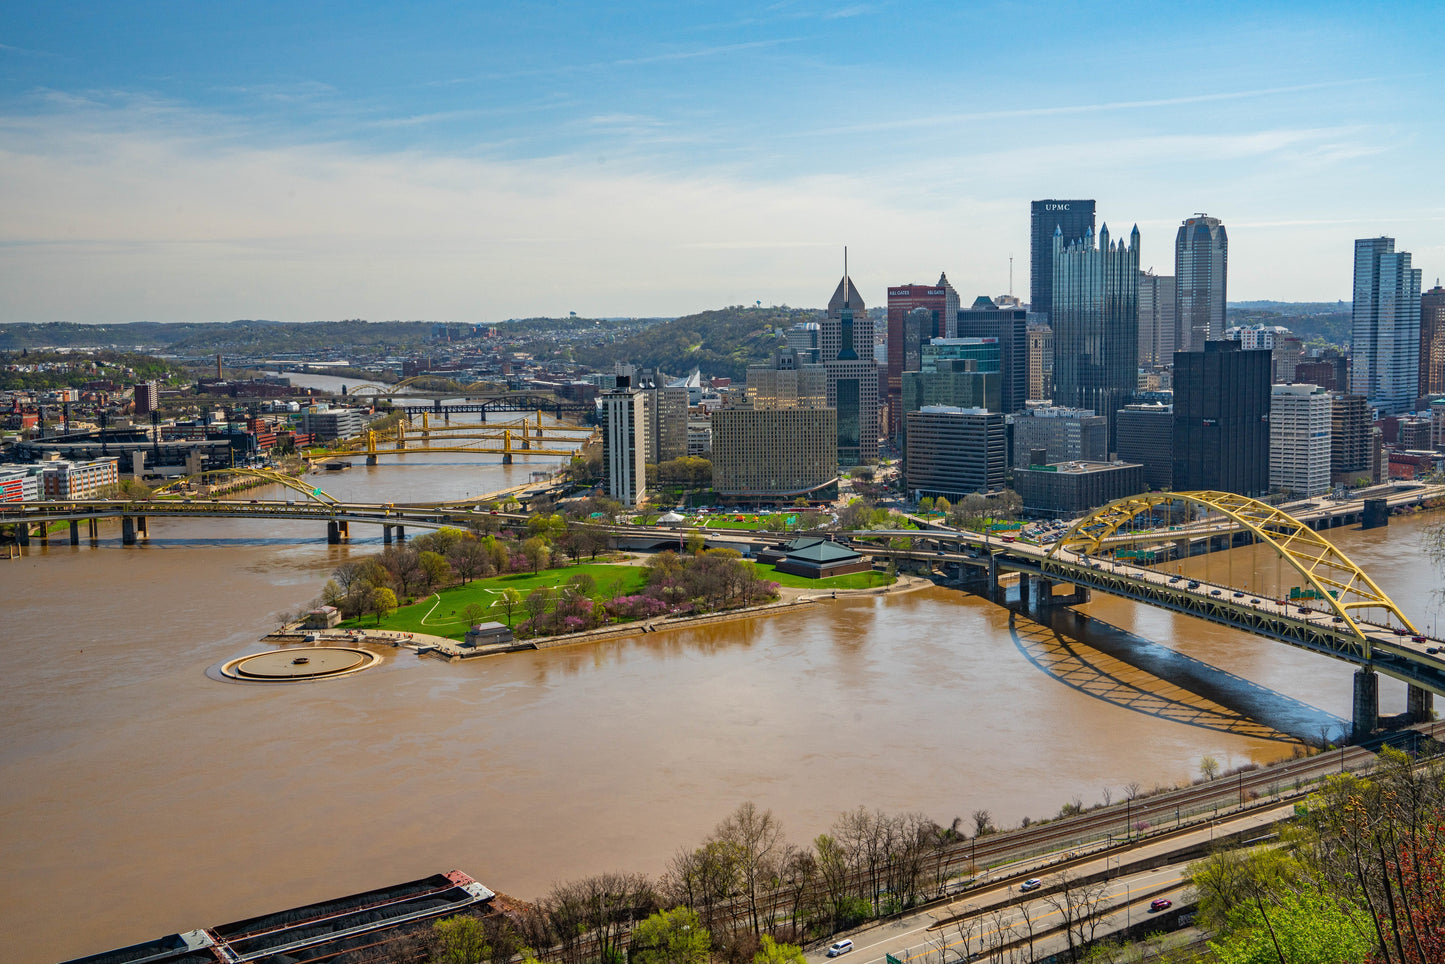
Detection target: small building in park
<box><xmin>758</xmin><ymin>536</ymin><xmax>872</xmax><ymax>579</ymax></box>
<box><xmin>464</xmin><ymin>622</ymin><xmax>515</xmax><ymax>648</ymax></box>
<box><xmin>302</xmin><ymin>606</ymin><xmax>342</xmax><ymax>629</ymax></box>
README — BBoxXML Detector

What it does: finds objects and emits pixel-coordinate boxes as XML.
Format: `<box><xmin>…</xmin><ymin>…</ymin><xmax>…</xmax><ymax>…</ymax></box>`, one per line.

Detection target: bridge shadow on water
<box><xmin>1008</xmin><ymin>609</ymin><xmax>1344</xmax><ymax>744</ymax></box>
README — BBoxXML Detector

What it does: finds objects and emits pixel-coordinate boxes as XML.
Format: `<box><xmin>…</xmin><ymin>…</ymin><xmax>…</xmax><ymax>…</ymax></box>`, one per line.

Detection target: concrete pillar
<box><xmin>502</xmin><ymin>453</ymin><xmax>513</xmax><ymax>464</ymax></box>
<box><xmin>337</xmin><ymin>520</ymin><xmax>349</xmax><ymax>541</ymax></box>
<box><xmin>383</xmin><ymin>524</ymin><xmax>393</xmax><ymax>545</ymax></box>
<box><xmin>1407</xmin><ymin>685</ymin><xmax>1434</xmax><ymax>724</ymax></box>
<box><xmin>69</xmin><ymin>520</ymin><xmax>79</xmax><ymax>545</ymax></box>
<box><xmin>18</xmin><ymin>523</ymin><xmax>31</xmax><ymax>547</ymax></box>
<box><xmin>1035</xmin><ymin>577</ymin><xmax>1054</xmax><ymax>611</ymax></box>
<box><xmin>87</xmin><ymin>517</ymin><xmax>98</xmax><ymax>541</ymax></box>
<box><xmin>366</xmin><ymin>454</ymin><xmax>378</xmax><ymax>466</ymax></box>
<box><xmin>136</xmin><ymin>516</ymin><xmax>148</xmax><ymax>540</ymax></box>
<box><xmin>987</xmin><ymin>554</ymin><xmax>999</xmax><ymax>602</ymax></box>
<box><xmin>396</xmin><ymin>525</ymin><xmax>406</xmax><ymax>542</ymax></box>
<box><xmin>122</xmin><ymin>516</ymin><xmax>136</xmax><ymax>545</ymax></box>
<box><xmin>327</xmin><ymin>521</ymin><xmax>340</xmax><ymax>545</ymax></box>
<box><xmin>1353</xmin><ymin>669</ymin><xmax>1379</xmax><ymax>741</ymax></box>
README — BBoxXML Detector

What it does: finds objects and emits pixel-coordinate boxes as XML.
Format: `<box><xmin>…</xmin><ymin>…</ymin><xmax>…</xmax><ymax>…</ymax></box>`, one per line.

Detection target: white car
<box><xmin>827</xmin><ymin>940</ymin><xmax>854</xmax><ymax>957</ymax></box>
<box><xmin>1020</xmin><ymin>878</ymin><xmax>1043</xmax><ymax>892</ymax></box>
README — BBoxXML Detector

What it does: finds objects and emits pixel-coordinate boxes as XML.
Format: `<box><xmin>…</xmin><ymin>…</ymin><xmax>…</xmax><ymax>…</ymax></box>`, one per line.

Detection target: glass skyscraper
<box><xmin>1174</xmin><ymin>214</ymin><xmax>1228</xmax><ymax>353</ymax></box>
<box><xmin>1050</xmin><ymin>222</ymin><xmax>1140</xmax><ymax>445</ymax></box>
<box><xmin>1030</xmin><ymin>199</ymin><xmax>1096</xmax><ymax>322</ymax></box>
<box><xmin>1351</xmin><ymin>237</ymin><xmax>1423</xmax><ymax>415</ymax></box>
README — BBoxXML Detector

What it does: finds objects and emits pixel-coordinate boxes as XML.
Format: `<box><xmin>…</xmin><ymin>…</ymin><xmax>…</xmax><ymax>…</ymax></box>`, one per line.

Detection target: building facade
<box><xmin>903</xmin><ymin>407</ymin><xmax>1007</xmax><ymax>500</ymax></box>
<box><xmin>1422</xmin><ymin>284</ymin><xmax>1445</xmax><ymax>399</ymax></box>
<box><xmin>1051</xmin><ymin>223</ymin><xmax>1141</xmax><ymax>444</ymax></box>
<box><xmin>886</xmin><ymin>275</ymin><xmax>959</xmax><ymax>428</ymax></box>
<box><xmin>0</xmin><ymin>464</ymin><xmax>41</xmax><ymax>502</ymax></box>
<box><xmin>711</xmin><ymin>407</ymin><xmax>837</xmax><ymax>501</ymax></box>
<box><xmin>1026</xmin><ymin>323</ymin><xmax>1053</xmax><ymax>400</ymax></box>
<box><xmin>955</xmin><ymin>299</ymin><xmax>1029</xmax><ymax>414</ymax></box>
<box><xmin>1269</xmin><ymin>384</ymin><xmax>1332</xmax><ymax>497</ymax></box>
<box><xmin>1014</xmin><ymin>460</ymin><xmax>1145</xmax><ymax>518</ymax></box>
<box><xmin>40</xmin><ymin>456</ymin><xmax>120</xmax><ymax>500</ymax></box>
<box><xmin>1172</xmin><ymin>341</ymin><xmax>1270</xmax><ymax>496</ymax></box>
<box><xmin>1114</xmin><ymin>403</ymin><xmax>1173</xmax><ymax>490</ymax></box>
<box><xmin>1137</xmin><ymin>269</ymin><xmax>1175</xmax><ymax>367</ymax></box>
<box><xmin>823</xmin><ymin>272</ymin><xmax>880</xmax><ymax>465</ymax></box>
<box><xmin>1030</xmin><ymin>199</ymin><xmax>1096</xmax><ymax>322</ymax></box>
<box><xmin>600</xmin><ymin>380</ymin><xmax>647</xmax><ymax>506</ymax></box>
<box><xmin>1174</xmin><ymin>214</ymin><xmax>1228</xmax><ymax>353</ymax></box>
<box><xmin>1351</xmin><ymin>237</ymin><xmax>1423</xmax><ymax>415</ymax></box>
<box><xmin>133</xmin><ymin>381</ymin><xmax>160</xmax><ymax>417</ymax></box>
<box><xmin>1012</xmin><ymin>407</ymin><xmax>1108</xmax><ymax>468</ymax></box>
<box><xmin>300</xmin><ymin>406</ymin><xmax>366</xmax><ymax>441</ymax></box>
<box><xmin>1330</xmin><ymin>393</ymin><xmax>1375</xmax><ymax>485</ymax></box>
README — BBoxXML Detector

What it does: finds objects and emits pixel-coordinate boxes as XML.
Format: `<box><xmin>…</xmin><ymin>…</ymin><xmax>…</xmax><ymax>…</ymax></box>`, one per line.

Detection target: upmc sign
<box><xmin>1046</xmin><ymin>203</ymin><xmax>1070</xmax><ymax>211</ymax></box>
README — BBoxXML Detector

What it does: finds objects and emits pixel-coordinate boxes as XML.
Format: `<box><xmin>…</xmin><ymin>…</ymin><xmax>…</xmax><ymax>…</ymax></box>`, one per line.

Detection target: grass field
<box><xmin>753</xmin><ymin>564</ymin><xmax>893</xmax><ymax>590</ymax></box>
<box><xmin>339</xmin><ymin>563</ymin><xmax>649</xmax><ymax>639</ymax></box>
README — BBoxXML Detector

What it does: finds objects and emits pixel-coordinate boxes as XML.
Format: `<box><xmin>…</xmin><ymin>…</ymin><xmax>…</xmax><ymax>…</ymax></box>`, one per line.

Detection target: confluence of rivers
<box><xmin>3</xmin><ymin>376</ymin><xmax>1442</xmax><ymax>961</ymax></box>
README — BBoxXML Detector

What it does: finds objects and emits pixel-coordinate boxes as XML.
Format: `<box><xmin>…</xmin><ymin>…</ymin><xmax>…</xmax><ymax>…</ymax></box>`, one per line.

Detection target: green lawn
<box><xmin>753</xmin><ymin>563</ymin><xmax>894</xmax><ymax>590</ymax></box>
<box><xmin>340</xmin><ymin>563</ymin><xmax>649</xmax><ymax>639</ymax></box>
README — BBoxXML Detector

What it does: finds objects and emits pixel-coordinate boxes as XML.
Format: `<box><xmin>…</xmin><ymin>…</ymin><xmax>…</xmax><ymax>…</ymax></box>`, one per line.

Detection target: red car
<box><xmin>1149</xmin><ymin>898</ymin><xmax>1172</xmax><ymax>913</ymax></box>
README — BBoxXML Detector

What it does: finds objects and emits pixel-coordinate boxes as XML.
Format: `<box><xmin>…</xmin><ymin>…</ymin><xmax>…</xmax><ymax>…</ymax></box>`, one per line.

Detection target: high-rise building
<box><xmin>886</xmin><ymin>275</ymin><xmax>960</xmax><ymax>428</ymax></box>
<box><xmin>1051</xmin><ymin>222</ymin><xmax>1140</xmax><ymax>446</ymax></box>
<box><xmin>903</xmin><ymin>407</ymin><xmax>1007</xmax><ymax>500</ymax></box>
<box><xmin>901</xmin><ymin>365</ymin><xmax>1000</xmax><ymax>420</ymax></box>
<box><xmin>600</xmin><ymin>378</ymin><xmax>647</xmax><ymax>506</ymax></box>
<box><xmin>1430</xmin><ymin>398</ymin><xmax>1445</xmax><ymax>452</ymax></box>
<box><xmin>1351</xmin><ymin>237</ymin><xmax>1422</xmax><ymax>415</ymax></box>
<box><xmin>1172</xmin><ymin>341</ymin><xmax>1270</xmax><ymax>496</ymax></box>
<box><xmin>1027</xmin><ymin>323</ymin><xmax>1053</xmax><ymax>400</ymax></box>
<box><xmin>1421</xmin><ymin>284</ymin><xmax>1445</xmax><ymax>399</ymax></box>
<box><xmin>1114</xmin><ymin>402</ymin><xmax>1173</xmax><ymax>490</ymax></box>
<box><xmin>1012</xmin><ymin>407</ymin><xmax>1108</xmax><ymax>468</ymax></box>
<box><xmin>1174</xmin><ymin>214</ymin><xmax>1228</xmax><ymax>353</ymax></box>
<box><xmin>1270</xmin><ymin>384</ymin><xmax>1332</xmax><ymax>497</ymax></box>
<box><xmin>133</xmin><ymin>381</ymin><xmax>160</xmax><ymax>417</ymax></box>
<box><xmin>1330</xmin><ymin>393</ymin><xmax>1375</xmax><ymax>486</ymax></box>
<box><xmin>1014</xmin><ymin>460</ymin><xmax>1145</xmax><ymax>519</ymax></box>
<box><xmin>955</xmin><ymin>298</ymin><xmax>1029</xmax><ymax>414</ymax></box>
<box><xmin>712</xmin><ymin>350</ymin><xmax>837</xmax><ymax>501</ymax></box>
<box><xmin>823</xmin><ymin>269</ymin><xmax>880</xmax><ymax>465</ymax></box>
<box><xmin>784</xmin><ymin>322</ymin><xmax>821</xmax><ymax>364</ymax></box>
<box><xmin>1030</xmin><ymin>200</ymin><xmax>1096</xmax><ymax>322</ymax></box>
<box><xmin>1137</xmin><ymin>269</ymin><xmax>1175</xmax><ymax>367</ymax></box>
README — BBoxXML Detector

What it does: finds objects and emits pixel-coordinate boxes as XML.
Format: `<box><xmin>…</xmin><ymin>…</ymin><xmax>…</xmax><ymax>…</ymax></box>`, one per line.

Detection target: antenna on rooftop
<box><xmin>1009</xmin><ymin>255</ymin><xmax>1013</xmax><ymax>297</ymax></box>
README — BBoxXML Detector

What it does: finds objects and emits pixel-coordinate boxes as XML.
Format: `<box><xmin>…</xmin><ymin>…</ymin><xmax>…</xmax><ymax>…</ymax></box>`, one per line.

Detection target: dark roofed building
<box><xmin>757</xmin><ymin>536</ymin><xmax>872</xmax><ymax>579</ymax></box>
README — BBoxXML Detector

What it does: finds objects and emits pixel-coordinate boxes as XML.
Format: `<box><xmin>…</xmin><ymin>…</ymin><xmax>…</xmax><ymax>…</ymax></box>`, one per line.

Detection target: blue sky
<box><xmin>2</xmin><ymin>1</ymin><xmax>1441</xmax><ymax>323</ymax></box>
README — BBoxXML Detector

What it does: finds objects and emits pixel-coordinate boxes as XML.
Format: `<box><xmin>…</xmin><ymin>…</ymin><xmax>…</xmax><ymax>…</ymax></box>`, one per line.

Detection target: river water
<box><xmin>3</xmin><ymin>380</ymin><xmax>1443</xmax><ymax>960</ymax></box>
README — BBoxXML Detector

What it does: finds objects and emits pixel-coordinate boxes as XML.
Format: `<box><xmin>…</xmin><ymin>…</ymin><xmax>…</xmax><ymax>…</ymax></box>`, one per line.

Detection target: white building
<box><xmin>600</xmin><ymin>379</ymin><xmax>646</xmax><ymax>506</ymax></box>
<box><xmin>39</xmin><ymin>456</ymin><xmax>120</xmax><ymax>500</ymax></box>
<box><xmin>1270</xmin><ymin>384</ymin><xmax>1332</xmax><ymax>496</ymax></box>
<box><xmin>1225</xmin><ymin>325</ymin><xmax>1291</xmax><ymax>351</ymax></box>
<box><xmin>0</xmin><ymin>464</ymin><xmax>42</xmax><ymax>502</ymax></box>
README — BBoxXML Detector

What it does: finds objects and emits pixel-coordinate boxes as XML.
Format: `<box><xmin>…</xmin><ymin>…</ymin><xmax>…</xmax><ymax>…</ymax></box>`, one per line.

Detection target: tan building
<box><xmin>1027</xmin><ymin>323</ymin><xmax>1052</xmax><ymax>400</ymax></box>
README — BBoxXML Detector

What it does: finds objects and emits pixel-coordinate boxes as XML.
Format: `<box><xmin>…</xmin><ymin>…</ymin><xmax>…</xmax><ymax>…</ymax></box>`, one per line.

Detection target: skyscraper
<box><xmin>1051</xmin><ymin>222</ymin><xmax>1140</xmax><ymax>443</ymax></box>
<box><xmin>1137</xmin><ymin>269</ymin><xmax>1175</xmax><ymax>367</ymax></box>
<box><xmin>1174</xmin><ymin>214</ymin><xmax>1228</xmax><ymax>353</ymax></box>
<box><xmin>823</xmin><ymin>266</ymin><xmax>880</xmax><ymax>465</ymax></box>
<box><xmin>600</xmin><ymin>377</ymin><xmax>646</xmax><ymax>506</ymax></box>
<box><xmin>1421</xmin><ymin>284</ymin><xmax>1445</xmax><ymax>399</ymax></box>
<box><xmin>1172</xmin><ymin>341</ymin><xmax>1270</xmax><ymax>496</ymax></box>
<box><xmin>713</xmin><ymin>348</ymin><xmax>837</xmax><ymax>501</ymax></box>
<box><xmin>1351</xmin><ymin>237</ymin><xmax>1422</xmax><ymax>415</ymax></box>
<box><xmin>886</xmin><ymin>275</ymin><xmax>959</xmax><ymax>429</ymax></box>
<box><xmin>955</xmin><ymin>297</ymin><xmax>1029</xmax><ymax>414</ymax></box>
<box><xmin>1270</xmin><ymin>383</ymin><xmax>1332</xmax><ymax>497</ymax></box>
<box><xmin>1030</xmin><ymin>200</ymin><xmax>1096</xmax><ymax>322</ymax></box>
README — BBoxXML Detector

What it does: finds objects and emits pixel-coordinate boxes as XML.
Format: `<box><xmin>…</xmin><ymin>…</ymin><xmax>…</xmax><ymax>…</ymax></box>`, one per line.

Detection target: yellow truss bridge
<box><xmin>153</xmin><ymin>468</ymin><xmax>341</xmax><ymax>505</ymax></box>
<box><xmin>1047</xmin><ymin>490</ymin><xmax>1418</xmax><ymax>638</ymax></box>
<box><xmin>336</xmin><ymin>412</ymin><xmax>592</xmax><ymax>461</ymax></box>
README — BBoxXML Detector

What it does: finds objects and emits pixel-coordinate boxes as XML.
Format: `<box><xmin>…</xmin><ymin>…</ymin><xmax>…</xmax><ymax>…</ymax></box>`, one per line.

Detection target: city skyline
<box><xmin>1</xmin><ymin>2</ymin><xmax>1442</xmax><ymax>324</ymax></box>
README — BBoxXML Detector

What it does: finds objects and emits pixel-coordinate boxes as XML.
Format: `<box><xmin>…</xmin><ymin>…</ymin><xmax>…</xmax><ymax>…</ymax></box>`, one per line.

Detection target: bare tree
<box><xmin>1041</xmin><ymin>870</ymin><xmax>1111</xmax><ymax>962</ymax></box>
<box><xmin>715</xmin><ymin>801</ymin><xmax>785</xmax><ymax>936</ymax></box>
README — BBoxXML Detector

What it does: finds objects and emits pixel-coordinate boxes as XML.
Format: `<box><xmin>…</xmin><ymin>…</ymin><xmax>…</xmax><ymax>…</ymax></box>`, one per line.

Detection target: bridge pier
<box><xmin>395</xmin><ymin>525</ymin><xmax>406</xmax><ymax>542</ymax></box>
<box><xmin>502</xmin><ymin>453</ymin><xmax>513</xmax><ymax>464</ymax></box>
<box><xmin>327</xmin><ymin>521</ymin><xmax>340</xmax><ymax>545</ymax></box>
<box><xmin>1353</xmin><ymin>669</ymin><xmax>1379</xmax><ymax>741</ymax></box>
<box><xmin>122</xmin><ymin>516</ymin><xmax>135</xmax><ymax>545</ymax></box>
<box><xmin>17</xmin><ymin>522</ymin><xmax>31</xmax><ymax>547</ymax></box>
<box><xmin>88</xmin><ymin>517</ymin><xmax>98</xmax><ymax>541</ymax></box>
<box><xmin>383</xmin><ymin>524</ymin><xmax>392</xmax><ymax>545</ymax></box>
<box><xmin>366</xmin><ymin>454</ymin><xmax>378</xmax><ymax>466</ymax></box>
<box><xmin>987</xmin><ymin>554</ymin><xmax>1000</xmax><ymax>602</ymax></box>
<box><xmin>69</xmin><ymin>520</ymin><xmax>79</xmax><ymax>546</ymax></box>
<box><xmin>1407</xmin><ymin>685</ymin><xmax>1435</xmax><ymax>724</ymax></box>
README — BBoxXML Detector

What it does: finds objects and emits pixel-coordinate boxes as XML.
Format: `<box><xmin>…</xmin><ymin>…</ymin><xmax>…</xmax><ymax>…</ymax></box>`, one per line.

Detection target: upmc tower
<box><xmin>1030</xmin><ymin>199</ymin><xmax>1096</xmax><ymax>322</ymax></box>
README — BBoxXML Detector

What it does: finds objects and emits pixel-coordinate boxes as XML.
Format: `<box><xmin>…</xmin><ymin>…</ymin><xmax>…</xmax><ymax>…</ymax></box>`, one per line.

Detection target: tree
<box><xmin>684</xmin><ymin>530</ymin><xmax>706</xmax><ymax>555</ymax></box>
<box><xmin>367</xmin><ymin>586</ymin><xmax>398</xmax><ymax>625</ymax></box>
<box><xmin>1041</xmin><ymin>870</ymin><xmax>1111</xmax><ymax>962</ymax></box>
<box><xmin>631</xmin><ymin>907</ymin><xmax>711</xmax><ymax>964</ymax></box>
<box><xmin>431</xmin><ymin>914</ymin><xmax>490</xmax><ymax>964</ymax></box>
<box><xmin>381</xmin><ymin>545</ymin><xmax>425</xmax><ymax>597</ymax></box>
<box><xmin>918</xmin><ymin>496</ymin><xmax>935</xmax><ymax>514</ymax></box>
<box><xmin>715</xmin><ymin>801</ymin><xmax>785</xmax><ymax>936</ymax></box>
<box><xmin>972</xmin><ymin>809</ymin><xmax>995</xmax><ymax>836</ymax></box>
<box><xmin>448</xmin><ymin>539</ymin><xmax>491</xmax><ymax>584</ymax></box>
<box><xmin>523</xmin><ymin>586</ymin><xmax>551</xmax><ymax>623</ymax></box>
<box><xmin>498</xmin><ymin>588</ymin><xmax>522</xmax><ymax>627</ymax></box>
<box><xmin>1200</xmin><ymin>755</ymin><xmax>1221</xmax><ymax>781</ymax></box>
<box><xmin>752</xmin><ymin>936</ymin><xmax>804</xmax><ymax>964</ymax></box>
<box><xmin>522</xmin><ymin>536</ymin><xmax>550</xmax><ymax>574</ymax></box>
<box><xmin>461</xmin><ymin>602</ymin><xmax>488</xmax><ymax>628</ymax></box>
<box><xmin>419</xmin><ymin>550</ymin><xmax>451</xmax><ymax>593</ymax></box>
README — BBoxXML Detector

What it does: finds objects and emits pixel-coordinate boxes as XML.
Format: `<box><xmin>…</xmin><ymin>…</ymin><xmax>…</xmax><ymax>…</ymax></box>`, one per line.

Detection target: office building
<box><xmin>600</xmin><ymin>379</ymin><xmax>647</xmax><ymax>506</ymax></box>
<box><xmin>1172</xmin><ymin>341</ymin><xmax>1270</xmax><ymax>496</ymax></box>
<box><xmin>955</xmin><ymin>298</ymin><xmax>1029</xmax><ymax>414</ymax></box>
<box><xmin>823</xmin><ymin>270</ymin><xmax>880</xmax><ymax>465</ymax></box>
<box><xmin>1431</xmin><ymin>398</ymin><xmax>1445</xmax><ymax>451</ymax></box>
<box><xmin>1014</xmin><ymin>460</ymin><xmax>1145</xmax><ymax>519</ymax></box>
<box><xmin>40</xmin><ymin>456</ymin><xmax>120</xmax><ymax>500</ymax></box>
<box><xmin>1174</xmin><ymin>214</ymin><xmax>1228</xmax><ymax>352</ymax></box>
<box><xmin>300</xmin><ymin>406</ymin><xmax>367</xmax><ymax>441</ymax></box>
<box><xmin>0</xmin><ymin>464</ymin><xmax>42</xmax><ymax>502</ymax></box>
<box><xmin>1052</xmin><ymin>222</ymin><xmax>1140</xmax><ymax>444</ymax></box>
<box><xmin>903</xmin><ymin>407</ymin><xmax>1007</xmax><ymax>500</ymax></box>
<box><xmin>1137</xmin><ymin>269</ymin><xmax>1175</xmax><ymax>367</ymax></box>
<box><xmin>1270</xmin><ymin>384</ymin><xmax>1332</xmax><ymax>497</ymax></box>
<box><xmin>1331</xmin><ymin>393</ymin><xmax>1376</xmax><ymax>486</ymax></box>
<box><xmin>901</xmin><ymin>365</ymin><xmax>1001</xmax><ymax>420</ymax></box>
<box><xmin>632</xmin><ymin>371</ymin><xmax>688</xmax><ymax>464</ymax></box>
<box><xmin>1296</xmin><ymin>348</ymin><xmax>1350</xmax><ymax>393</ymax></box>
<box><xmin>1030</xmin><ymin>199</ymin><xmax>1096</xmax><ymax>322</ymax></box>
<box><xmin>784</xmin><ymin>322</ymin><xmax>821</xmax><ymax>365</ymax></box>
<box><xmin>1012</xmin><ymin>407</ymin><xmax>1108</xmax><ymax>468</ymax></box>
<box><xmin>1351</xmin><ymin>237</ymin><xmax>1422</xmax><ymax>415</ymax></box>
<box><xmin>1422</xmin><ymin>284</ymin><xmax>1445</xmax><ymax>399</ymax></box>
<box><xmin>1114</xmin><ymin>402</ymin><xmax>1173</xmax><ymax>490</ymax></box>
<box><xmin>133</xmin><ymin>381</ymin><xmax>160</xmax><ymax>417</ymax></box>
<box><xmin>1027</xmin><ymin>323</ymin><xmax>1053</xmax><ymax>400</ymax></box>
<box><xmin>886</xmin><ymin>275</ymin><xmax>960</xmax><ymax>428</ymax></box>
<box><xmin>712</xmin><ymin>351</ymin><xmax>837</xmax><ymax>501</ymax></box>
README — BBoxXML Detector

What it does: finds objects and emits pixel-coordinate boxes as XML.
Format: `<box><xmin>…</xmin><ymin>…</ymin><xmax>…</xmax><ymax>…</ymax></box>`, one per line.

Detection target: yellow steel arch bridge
<box><xmin>152</xmin><ymin>468</ymin><xmax>341</xmax><ymax>505</ymax></box>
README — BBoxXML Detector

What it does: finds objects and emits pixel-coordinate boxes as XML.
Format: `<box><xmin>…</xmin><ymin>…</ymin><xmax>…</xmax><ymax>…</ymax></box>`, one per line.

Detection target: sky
<box><xmin>1</xmin><ymin>1</ymin><xmax>1442</xmax><ymax>324</ymax></box>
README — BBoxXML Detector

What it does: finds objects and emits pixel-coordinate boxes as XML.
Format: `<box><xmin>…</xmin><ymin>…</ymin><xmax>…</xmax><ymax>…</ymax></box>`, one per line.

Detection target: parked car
<box><xmin>1149</xmin><ymin>898</ymin><xmax>1172</xmax><ymax>912</ymax></box>
<box><xmin>827</xmin><ymin>940</ymin><xmax>854</xmax><ymax>957</ymax></box>
<box><xmin>1020</xmin><ymin>878</ymin><xmax>1043</xmax><ymax>892</ymax></box>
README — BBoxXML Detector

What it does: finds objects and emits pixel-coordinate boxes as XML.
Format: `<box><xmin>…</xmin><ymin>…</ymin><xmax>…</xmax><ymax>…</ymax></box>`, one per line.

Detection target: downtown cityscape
<box><xmin>4</xmin><ymin>4</ymin><xmax>1445</xmax><ymax>964</ymax></box>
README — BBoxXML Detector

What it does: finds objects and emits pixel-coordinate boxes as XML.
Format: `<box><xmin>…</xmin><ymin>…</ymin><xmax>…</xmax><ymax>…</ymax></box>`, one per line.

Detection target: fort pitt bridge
<box><xmin>4</xmin><ymin>456</ymin><xmax>1443</xmax><ymax>739</ymax></box>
